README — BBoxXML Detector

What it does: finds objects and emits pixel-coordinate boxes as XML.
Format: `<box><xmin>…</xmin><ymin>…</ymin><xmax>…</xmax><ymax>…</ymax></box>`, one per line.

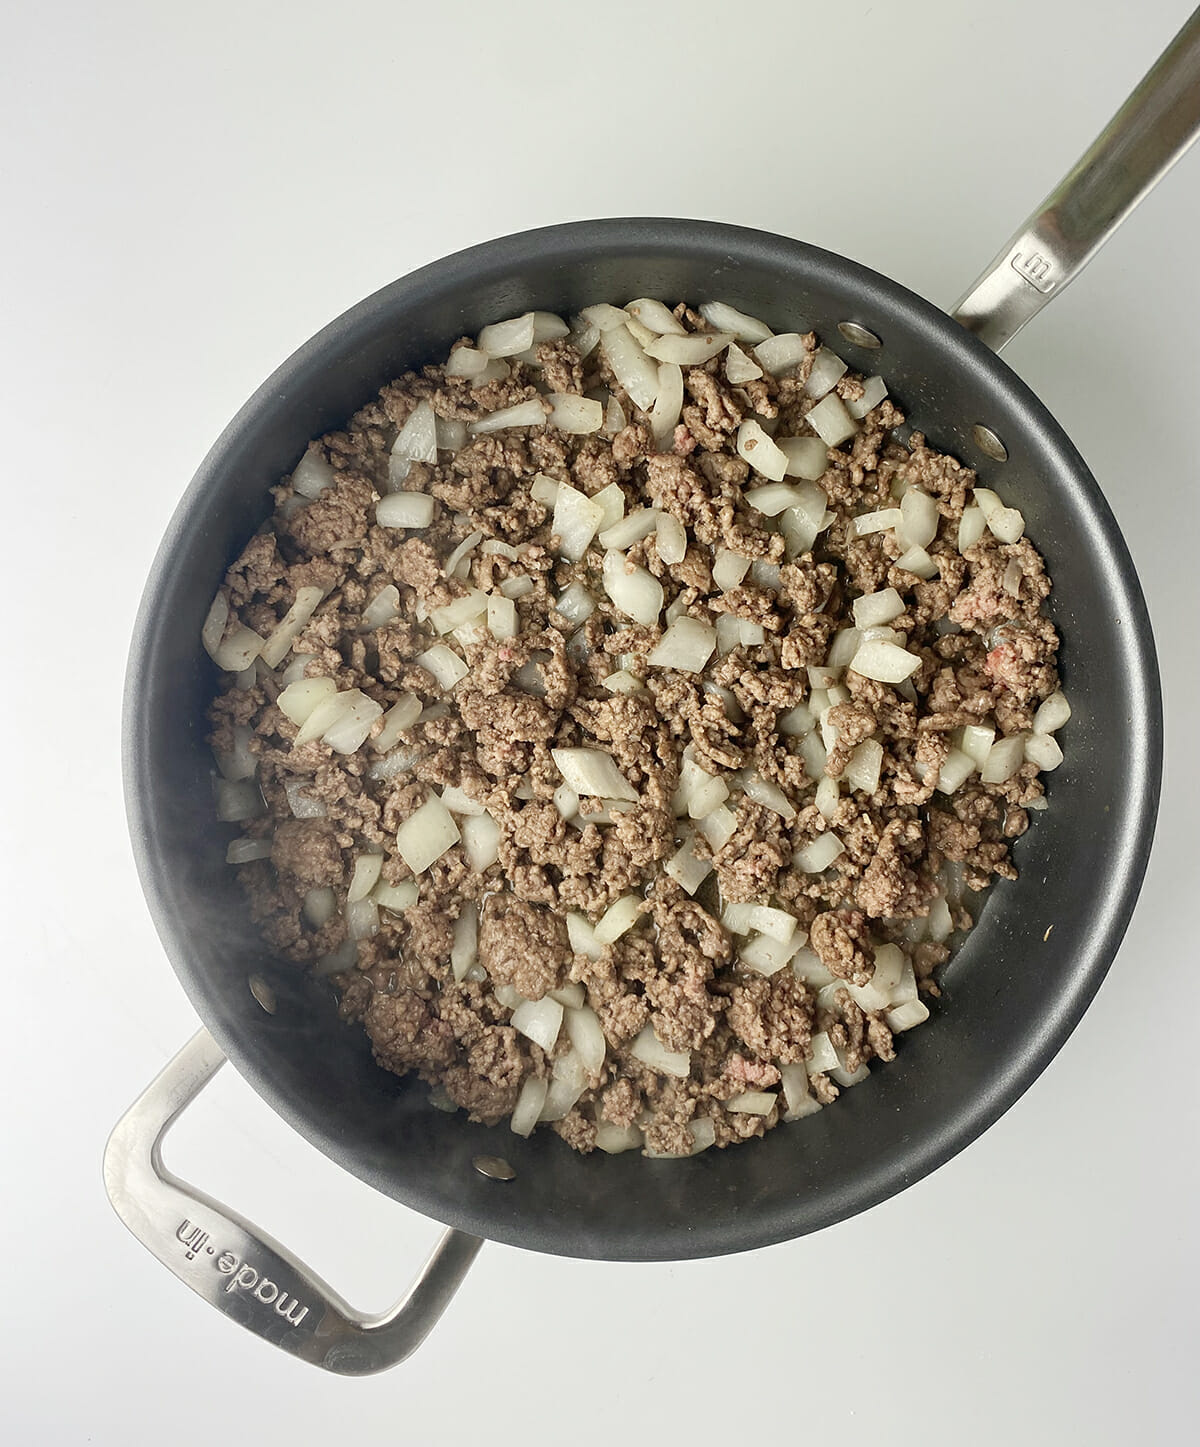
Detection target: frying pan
<box><xmin>104</xmin><ymin>10</ymin><xmax>1198</xmax><ymax>1375</ymax></box>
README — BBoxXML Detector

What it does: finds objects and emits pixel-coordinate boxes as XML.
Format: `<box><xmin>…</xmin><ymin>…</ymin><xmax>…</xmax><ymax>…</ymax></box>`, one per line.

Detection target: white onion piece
<box><xmin>539</xmin><ymin>1051</ymin><xmax>589</xmax><ymax>1122</ymax></box>
<box><xmin>547</xmin><ymin>393</ymin><xmax>604</xmax><ymax>435</ymax></box>
<box><xmin>313</xmin><ymin>938</ymin><xmax>357</xmax><ymax>977</ymax></box>
<box><xmin>590</xmin><ymin>483</ymin><xmax>625</xmax><ymax>532</ymax></box>
<box><xmin>601</xmin><ymin>324</ymin><xmax>660</xmax><ymax>411</ymax></box>
<box><xmin>647</xmin><ymin>362</ymin><xmax>684</xmax><ymax>449</ymax></box>
<box><xmin>753</xmin><ymin>332</ymin><xmax>809</xmax><ymax>375</ymax></box>
<box><xmin>547</xmin><ymin>983</ymin><xmax>585</xmax><ymax>1009</ymax></box>
<box><xmin>415</xmin><ymin>644</ymin><xmax>467</xmax><ymax>692</ymax></box>
<box><xmin>646</xmin><ymin>616</ymin><xmax>717</xmax><ymax>673</ymax></box>
<box><xmin>377</xmin><ymin>492</ymin><xmax>435</xmax><ymax>529</ymax></box>
<box><xmin>429</xmin><ymin>589</ymin><xmax>488</xmax><ymax>634</ymax></box>
<box><xmin>321</xmin><ymin>691</ymin><xmax>383</xmax><ymax>754</ymax></box>
<box><xmin>277</xmin><ymin>676</ymin><xmax>337</xmax><ymax>728</ymax></box>
<box><xmin>361</xmin><ymin>584</ymin><xmax>401</xmax><ymax>632</ymax></box>
<box><xmin>830</xmin><ymin>1057</ymin><xmax>870</xmax><ymax>1088</ymax></box>
<box><xmin>388</xmin><ymin>400</ymin><xmax>438</xmax><ymax>489</ymax></box>
<box><xmin>602</xmin><ymin>397</ymin><xmax>626</xmax><ymax>435</ymax></box>
<box><xmin>852</xmin><ymin>587</ymin><xmax>905</xmax><ymax>629</ymax></box>
<box><xmin>529</xmin><ymin>474</ymin><xmax>560</xmax><ymax>508</ymax></box>
<box><xmin>449</xmin><ymin>906</ymin><xmax>478</xmax><ymax>983</ymax></box>
<box><xmin>805</xmin><ymin>1031</ymin><xmax>839</xmax><ymax>1076</ymax></box>
<box><xmin>780</xmin><ymin>1064</ymin><xmax>821</xmax><ymax>1121</ymax></box>
<box><xmin>599</xmin><ymin>506</ymin><xmax>660</xmax><ymax>550</ymax></box>
<box><xmin>981</xmin><ymin>733</ymin><xmax>1027</xmax><ymax>784</ymax></box>
<box><xmin>510</xmin><ymin>996</ymin><xmax>563</xmax><ymax>1053</ymax></box>
<box><xmin>553</xmin><ymin>783</ymin><xmax>580</xmax><ymax>822</ymax></box>
<box><xmin>740</xmin><ymin>928</ymin><xmax>804</xmax><ymax>976</ymax></box>
<box><xmin>664</xmin><ymin>831</ymin><xmax>712</xmax><ymax>895</ymax></box>
<box><xmin>958</xmin><ymin>505</ymin><xmax>987</xmax><ymax>552</ymax></box>
<box><xmin>846</xmin><ymin>375</ymin><xmax>888</xmax><ymax>420</ymax></box>
<box><xmin>499</xmin><ymin>575</ymin><xmax>534</xmax><ymax>600</ymax></box>
<box><xmin>595</xmin><ymin>1121</ymin><xmax>644</xmax><ymax>1153</ymax></box>
<box><xmin>564</xmin><ymin>1005</ymin><xmax>607</xmax><ymax>1075</ymax></box>
<box><xmin>741</xmin><ymin>770</ymin><xmax>796</xmax><ymax>821</ymax></box>
<box><xmin>958</xmin><ymin>723</ymin><xmax>995</xmax><ymax>769</ymax></box>
<box><xmin>897</xmin><ymin>487</ymin><xmax>939</xmax><ymax>551</ymax></box>
<box><xmin>655</xmin><ymin>512</ymin><xmax>687</xmax><ymax>566</ymax></box>
<box><xmin>260</xmin><ymin>585</ymin><xmax>325</xmax><ymax>668</ymax></box>
<box><xmin>791</xmin><ymin>949</ymin><xmax>834</xmax><ymax>988</ymax></box>
<box><xmin>580</xmin><ymin>302</ymin><xmax>630</xmax><ymax>332</ymax></box>
<box><xmin>624</xmin><ymin>298</ymin><xmax>686</xmax><ymax>335</ymax></box>
<box><xmin>461</xmin><ymin>812</ymin><xmax>499</xmax><ymax>872</ymax></box>
<box><xmin>889</xmin><ymin>957</ymin><xmax>919</xmax><ymax>1006</ymax></box>
<box><xmin>594</xmin><ymin>893</ymin><xmax>642</xmax><ymax>945</ymax></box>
<box><xmin>297</xmin><ymin>885</ymin><xmax>335</xmax><ymax>927</ymax></box>
<box><xmin>736</xmin><ymin>419</ymin><xmax>789</xmax><ymax>482</ymax></box>
<box><xmin>493</xmin><ymin>984</ymin><xmax>524</xmax><ymax>1011</ymax></box>
<box><xmin>926</xmin><ymin>897</ymin><xmax>953</xmax><ymax>945</ymax></box>
<box><xmin>291</xmin><ymin>445</ymin><xmax>336</xmax><ymax>499</ymax></box>
<box><xmin>282</xmin><ymin>777</ymin><xmax>323</xmax><ymax>819</ymax></box>
<box><xmin>645</xmin><ymin>331</ymin><xmax>733</xmax><ymax>365</ymax></box>
<box><xmin>1025</xmin><ymin>731</ymin><xmax>1064</xmax><ymax>771</ymax></box>
<box><xmin>469</xmin><ymin>399</ymin><xmax>547</xmax><ymax>435</ymax></box>
<box><xmin>894</xmin><ymin>545</ymin><xmax>938</xmax><ymax>580</ymax></box>
<box><xmin>723</xmin><ymin>1089</ymin><xmax>776</xmax><ymax>1117</ymax></box>
<box><xmin>935</xmin><ymin>747</ymin><xmax>976</xmax><ymax>794</ymax></box>
<box><xmin>435</xmin><ymin>416</ymin><xmax>467</xmax><ymax>453</ymax></box>
<box><xmin>566</xmin><ymin>911</ymin><xmax>604</xmax><ymax>961</ymax></box>
<box><xmin>741</xmin><ymin>904</ymin><xmax>797</xmax><ymax>942</ymax></box>
<box><xmin>223</xmin><ymin>836</ymin><xmax>271</xmax><ymax>865</ymax></box>
<box><xmin>688</xmin><ymin>770</ymin><xmax>728</xmax><ymax>819</ymax></box>
<box><xmin>201</xmin><ymin>590</ymin><xmax>230</xmax><ymax>660</ymax></box>
<box><xmin>445</xmin><ymin>347</ymin><xmax>490</xmax><ymax>378</ymax></box>
<box><xmin>551</xmin><ymin>483</ymin><xmax>604</xmax><ymax>561</ymax></box>
<box><xmin>622</xmin><ymin>315</ymin><xmax>657</xmax><ymax>348</ymax></box>
<box><xmin>699</xmin><ymin>300</ymin><xmax>773</xmax><ymax>343</ymax></box>
<box><xmin>477</xmin><ymin>313</ymin><xmax>536</xmax><ymax>358</ymax></box>
<box><xmin>367</xmin><ymin>747</ymin><xmax>421</xmax><ymax>782</ymax></box>
<box><xmin>395</xmin><ymin>795</ymin><xmax>460</xmax><ymax>873</ymax></box>
<box><xmin>794</xmin><ymin>832</ymin><xmax>844</xmax><ymax>873</ymax></box>
<box><xmin>779</xmin><ymin>700</ymin><xmax>816</xmax><ymax>736</ymax></box>
<box><xmin>439</xmin><ymin>784</ymin><xmax>485</xmax><ymax>817</ymax></box>
<box><xmin>555</xmin><ymin>581</ymin><xmax>597</xmax><ymax>626</ymax></box>
<box><xmin>568</xmin><ymin>321</ymin><xmax>600</xmax><ymax>359</ymax></box>
<box><xmin>806</xmin><ymin>393</ymin><xmax>858</xmax><ymax>447</ymax></box>
<box><xmin>850</xmin><ymin>507</ymin><xmax>902</xmax><ymax>537</ymax></box>
<box><xmin>816</xmin><ymin>774</ymin><xmax>840</xmax><ymax>820</ymax></box>
<box><xmin>804</xmin><ymin>347</ymin><xmax>847</xmax><ymax>399</ymax></box>
<box><xmin>345</xmin><ymin>897</ymin><xmax>379</xmax><ymax>940</ymax></box>
<box><xmin>696</xmin><ymin>802</ymin><xmax>737</xmax><ymax>850</ymax></box>
<box><xmin>346</xmin><ymin>853</ymin><xmax>384</xmax><ymax>904</ymax></box>
<box><xmin>887</xmin><ymin>998</ymin><xmax>931</xmax><ymax>1032</ymax></box>
<box><xmin>372</xmin><ymin>878</ymin><xmax>418</xmax><ymax>914</ymax></box>
<box><xmin>552</xmin><ymin>746</ymin><xmax>638</xmax><ymax>802</ymax></box>
<box><xmin>483</xmin><ymin>594</ymin><xmax>517</xmax><ymax>640</ymax></box>
<box><xmin>602</xmin><ymin>549</ymin><xmax>663</xmax><ymax>625</ymax></box>
<box><xmin>974</xmin><ymin>487</ymin><xmax>1025</xmax><ymax>543</ymax></box>
<box><xmin>292</xmin><ymin>689</ymin><xmax>354</xmax><ymax>747</ymax></box>
<box><xmin>797</xmin><ymin>729</ymin><xmax>828</xmax><ymax>783</ymax></box>
<box><xmin>1003</xmin><ymin>559</ymin><xmax>1024</xmax><ymax>598</ymax></box>
<box><xmin>603</xmin><ymin>671</ymin><xmax>641</xmax><ymax>697</ymax></box>
<box><xmin>443</xmin><ymin>530</ymin><xmax>483</xmax><ymax>579</ymax></box>
<box><xmin>209</xmin><ymin>622</ymin><xmax>264</xmax><ymax>674</ymax></box>
<box><xmin>849</xmin><ymin>639</ymin><xmax>921</xmax><ymax>683</ymax></box>
<box><xmin>777</xmin><ymin>435</ymin><xmax>828</xmax><ymax>481</ymax></box>
<box><xmin>527</xmin><ymin>311</ymin><xmax>568</xmax><ymax>343</ymax></box>
<box><xmin>630</xmin><ymin>1023</ymin><xmax>691</xmax><ymax>1078</ymax></box>
<box><xmin>1033</xmin><ymin>691</ymin><xmax>1071</xmax><ymax>734</ymax></box>
<box><xmin>509</xmin><ymin>1076</ymin><xmax>549</xmax><ymax>1137</ymax></box>
<box><xmin>743</xmin><ymin>482</ymin><xmax>811</xmax><ymax>517</ymax></box>
<box><xmin>373</xmin><ymin>693</ymin><xmax>421</xmax><ymax>753</ymax></box>
<box><xmin>843</xmin><ymin>738</ymin><xmax>884</xmax><ymax>793</ymax></box>
<box><xmin>725</xmin><ymin>343</ymin><xmax>763</xmax><ymax>383</ymax></box>
<box><xmin>713</xmin><ymin>548</ymin><xmax>752</xmax><ymax>590</ymax></box>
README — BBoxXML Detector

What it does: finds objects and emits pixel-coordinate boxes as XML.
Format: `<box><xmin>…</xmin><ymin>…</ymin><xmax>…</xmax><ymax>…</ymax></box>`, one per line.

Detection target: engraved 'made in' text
<box><xmin>175</xmin><ymin>1219</ymin><xmax>309</xmax><ymax>1327</ymax></box>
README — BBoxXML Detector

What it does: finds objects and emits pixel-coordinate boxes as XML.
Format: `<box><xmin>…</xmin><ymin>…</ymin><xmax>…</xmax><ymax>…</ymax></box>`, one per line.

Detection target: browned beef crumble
<box><xmin>206</xmin><ymin>303</ymin><xmax>1061</xmax><ymax>1156</ymax></box>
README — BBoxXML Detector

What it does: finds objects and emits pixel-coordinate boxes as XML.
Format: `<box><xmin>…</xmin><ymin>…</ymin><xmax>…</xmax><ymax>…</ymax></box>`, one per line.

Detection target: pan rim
<box><xmin>123</xmin><ymin>217</ymin><xmax>1163</xmax><ymax>1261</ymax></box>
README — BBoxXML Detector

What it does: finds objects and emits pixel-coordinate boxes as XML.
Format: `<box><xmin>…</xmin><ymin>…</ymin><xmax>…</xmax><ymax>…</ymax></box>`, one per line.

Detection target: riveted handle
<box><xmin>103</xmin><ymin>1029</ymin><xmax>483</xmax><ymax>1376</ymax></box>
<box><xmin>953</xmin><ymin>7</ymin><xmax>1200</xmax><ymax>351</ymax></box>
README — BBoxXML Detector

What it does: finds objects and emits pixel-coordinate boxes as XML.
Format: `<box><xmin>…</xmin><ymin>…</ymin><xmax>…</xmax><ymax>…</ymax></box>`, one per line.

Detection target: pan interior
<box><xmin>124</xmin><ymin>220</ymin><xmax>1160</xmax><ymax>1261</ymax></box>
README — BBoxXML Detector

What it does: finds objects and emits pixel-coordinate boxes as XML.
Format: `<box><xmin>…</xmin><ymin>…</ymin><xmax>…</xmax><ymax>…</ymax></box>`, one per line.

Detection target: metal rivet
<box><xmin>248</xmin><ymin>975</ymin><xmax>277</xmax><ymax>1015</ymax></box>
<box><xmin>473</xmin><ymin>1154</ymin><xmax>516</xmax><ymax>1182</ymax></box>
<box><xmin>972</xmin><ymin>424</ymin><xmax>1009</xmax><ymax>462</ymax></box>
<box><xmin>837</xmin><ymin>321</ymin><xmax>882</xmax><ymax>349</ymax></box>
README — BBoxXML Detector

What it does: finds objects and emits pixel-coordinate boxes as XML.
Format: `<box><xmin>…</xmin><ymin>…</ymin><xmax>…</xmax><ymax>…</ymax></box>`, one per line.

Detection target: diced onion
<box><xmin>736</xmin><ymin>419</ymin><xmax>789</xmax><ymax>482</ymax></box>
<box><xmin>645</xmin><ymin>331</ymin><xmax>733</xmax><ymax>365</ymax></box>
<box><xmin>741</xmin><ymin>770</ymin><xmax>796</xmax><ymax>821</ymax></box>
<box><xmin>277</xmin><ymin>675</ymin><xmax>336</xmax><ymax>728</ymax></box>
<box><xmin>655</xmin><ymin>512</ymin><xmax>687</xmax><ymax>567</ymax></box>
<box><xmin>806</xmin><ymin>1031</ymin><xmax>839</xmax><ymax>1076</ymax></box>
<box><xmin>645</xmin><ymin>361</ymin><xmax>682</xmax><ymax>450</ymax></box>
<box><xmin>580</xmin><ymin>302</ymin><xmax>630</xmax><ymax>332</ymax></box>
<box><xmin>1025</xmin><ymin>731</ymin><xmax>1064</xmax><ymax>771</ymax></box>
<box><xmin>849</xmin><ymin>639</ymin><xmax>921</xmax><ymax>683</ymax></box>
<box><xmin>744</xmin><ymin>482</ymin><xmax>812</xmax><ymax>517</ymax></box>
<box><xmin>510</xmin><ymin>1076</ymin><xmax>549</xmax><ymax>1137</ymax></box>
<box><xmin>594</xmin><ymin>894</ymin><xmax>642</xmax><ymax>945</ymax></box>
<box><xmin>566</xmin><ymin>911</ymin><xmax>604</xmax><ymax>960</ymax></box>
<box><xmin>395</xmin><ymin>795</ymin><xmax>461</xmax><ymax>873</ymax></box>
<box><xmin>936</xmin><ymin>747</ymin><xmax>976</xmax><ymax>794</ymax></box>
<box><xmin>779</xmin><ymin>700</ymin><xmax>816</xmax><ymax>736</ymax></box>
<box><xmin>551</xmin><ymin>483</ymin><xmax>604</xmax><ymax>561</ymax></box>
<box><xmin>485</xmin><ymin>594</ymin><xmax>518</xmax><ymax>640</ymax></box>
<box><xmin>794</xmin><ymin>832</ymin><xmax>844</xmax><ymax>873</ymax></box>
<box><xmin>291</xmin><ymin>445</ymin><xmax>336</xmax><ymax>499</ymax></box>
<box><xmin>461</xmin><ymin>812</ymin><xmax>499</xmax><ymax>872</ymax></box>
<box><xmin>547</xmin><ymin>393</ymin><xmax>604</xmax><ymax>435</ymax></box>
<box><xmin>846</xmin><ymin>376</ymin><xmax>888</xmax><ymax>420</ymax></box>
<box><xmin>780</xmin><ymin>1064</ymin><xmax>821</xmax><ymax>1121</ymax></box>
<box><xmin>850</xmin><ymin>507</ymin><xmax>902</xmax><ymax>537</ymax></box>
<box><xmin>894</xmin><ymin>545</ymin><xmax>938</xmax><ymax>580</ymax></box>
<box><xmin>347</xmin><ymin>853</ymin><xmax>384</xmax><ymax>903</ymax></box>
<box><xmin>449</xmin><ymin>906</ymin><xmax>478</xmax><ymax>982</ymax></box>
<box><xmin>602</xmin><ymin>549</ymin><xmax>663</xmax><ymax>625</ymax></box>
<box><xmin>725</xmin><ymin>1090</ymin><xmax>777</xmax><ymax>1116</ymax></box>
<box><xmin>552</xmin><ymin>746</ymin><xmax>638</xmax><ymax>802</ymax></box>
<box><xmin>804</xmin><ymin>347</ymin><xmax>847</xmax><ymax>399</ymax></box>
<box><xmin>362</xmin><ymin>584</ymin><xmax>401</xmax><ymax>632</ymax></box>
<box><xmin>754</xmin><ymin>332</ymin><xmax>809</xmax><ymax>375</ymax></box>
<box><xmin>1034</xmin><ymin>690</ymin><xmax>1071</xmax><ymax>734</ymax></box>
<box><xmin>596</xmin><ymin>1121</ymin><xmax>644</xmax><ymax>1153</ymax></box>
<box><xmin>417</xmin><ymin>644</ymin><xmax>469</xmax><ymax>691</ymax></box>
<box><xmin>630</xmin><ymin>1024</ymin><xmax>691</xmax><ymax>1078</ymax></box>
<box><xmin>225</xmin><ymin>837</ymin><xmax>272</xmax><ymax>864</ymax></box>
<box><xmin>887</xmin><ymin>998</ymin><xmax>930</xmax><ymax>1032</ymax></box>
<box><xmin>478</xmin><ymin>313</ymin><xmax>536</xmax><ymax>358</ymax></box>
<box><xmin>740</xmin><ymin>928</ymin><xmax>804</xmax><ymax>976</ymax></box>
<box><xmin>777</xmin><ymin>436</ymin><xmax>829</xmax><ymax>481</ymax></box>
<box><xmin>898</xmin><ymin>488</ymin><xmax>939</xmax><ymax>550</ymax></box>
<box><xmin>388</xmin><ymin>400</ymin><xmax>438</xmax><ymax>487</ymax></box>
<box><xmin>700</xmin><ymin>300</ymin><xmax>773</xmax><ymax>343</ymax></box>
<box><xmin>601</xmin><ymin>324</ymin><xmax>660</xmax><ymax>411</ymax></box>
<box><xmin>439</xmin><ymin>784</ymin><xmax>485</xmax><ymax>817</ymax></box>
<box><xmin>555</xmin><ymin>582</ymin><xmax>597</xmax><ymax>626</ymax></box>
<box><xmin>377</xmin><ymin>492</ymin><xmax>435</xmax><ymax>529</ymax></box>
<box><xmin>713</xmin><ymin>548</ymin><xmax>752</xmax><ymax>591</ymax></box>
<box><xmin>591</xmin><ymin>483</ymin><xmax>625</xmax><ymax>532</ymax></box>
<box><xmin>445</xmin><ymin>347</ymin><xmax>490</xmax><ymax>378</ymax></box>
<box><xmin>725</xmin><ymin>343</ymin><xmax>763</xmax><ymax>383</ymax></box>
<box><xmin>852</xmin><ymin>587</ymin><xmax>905</xmax><ymax>629</ymax></box>
<box><xmin>981</xmin><ymin>733</ymin><xmax>1027</xmax><ymax>784</ymax></box>
<box><xmin>958</xmin><ymin>505</ymin><xmax>987</xmax><ymax>552</ymax></box>
<box><xmin>373</xmin><ymin>692</ymin><xmax>421</xmax><ymax>753</ymax></box>
<box><xmin>816</xmin><ymin>774</ymin><xmax>840</xmax><ymax>820</ymax></box>
<box><xmin>499</xmin><ymin>575</ymin><xmax>534</xmax><ymax>600</ymax></box>
<box><xmin>646</xmin><ymin>616</ymin><xmax>717</xmax><ymax>673</ymax></box>
<box><xmin>806</xmin><ymin>393</ymin><xmax>858</xmax><ymax>446</ymax></box>
<box><xmin>443</xmin><ymin>531</ymin><xmax>483</xmax><ymax>580</ymax></box>
<box><xmin>429</xmin><ymin>589</ymin><xmax>488</xmax><ymax>635</ymax></box>
<box><xmin>696</xmin><ymin>803</ymin><xmax>737</xmax><ymax>850</ymax></box>
<box><xmin>510</xmin><ymin>996</ymin><xmax>563</xmax><ymax>1052</ymax></box>
<box><xmin>843</xmin><ymin>738</ymin><xmax>883</xmax><ymax>794</ymax></box>
<box><xmin>624</xmin><ymin>298</ymin><xmax>686</xmax><ymax>335</ymax></box>
<box><xmin>600</xmin><ymin>506</ymin><xmax>660</xmax><ymax>550</ymax></box>
<box><xmin>286</xmin><ymin>775</ymin><xmax>327</xmax><ymax>820</ymax></box>
<box><xmin>209</xmin><ymin>623</ymin><xmax>264</xmax><ymax>675</ymax></box>
<box><xmin>958</xmin><ymin>723</ymin><xmax>995</xmax><ymax>769</ymax></box>
<box><xmin>564</xmin><ymin>1005</ymin><xmax>607</xmax><ymax>1074</ymax></box>
<box><xmin>321</xmin><ymin>690</ymin><xmax>383</xmax><ymax>754</ymax></box>
<box><xmin>469</xmin><ymin>399</ymin><xmax>547</xmax><ymax>435</ymax></box>
<box><xmin>345</xmin><ymin>898</ymin><xmax>379</xmax><ymax>940</ymax></box>
<box><xmin>663</xmin><ymin>832</ymin><xmax>712</xmax><ymax>895</ymax></box>
<box><xmin>261</xmin><ymin>586</ymin><xmax>325</xmax><ymax>668</ymax></box>
<box><xmin>372</xmin><ymin>878</ymin><xmax>418</xmax><ymax>913</ymax></box>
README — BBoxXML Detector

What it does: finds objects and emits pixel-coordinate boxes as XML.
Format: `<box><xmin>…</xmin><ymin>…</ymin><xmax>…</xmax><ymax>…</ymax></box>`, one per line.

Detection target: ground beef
<box><xmin>206</xmin><ymin>299</ymin><xmax>1064</xmax><ymax>1157</ymax></box>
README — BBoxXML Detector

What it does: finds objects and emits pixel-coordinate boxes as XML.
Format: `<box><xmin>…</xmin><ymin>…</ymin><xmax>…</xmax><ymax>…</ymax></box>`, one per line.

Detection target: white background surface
<box><xmin>3</xmin><ymin>1</ymin><xmax>1198</xmax><ymax>1441</ymax></box>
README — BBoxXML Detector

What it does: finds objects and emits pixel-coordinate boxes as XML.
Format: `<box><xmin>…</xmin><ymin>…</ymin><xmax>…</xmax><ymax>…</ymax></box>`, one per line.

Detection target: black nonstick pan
<box><xmin>105</xmin><ymin>9</ymin><xmax>1199</xmax><ymax>1376</ymax></box>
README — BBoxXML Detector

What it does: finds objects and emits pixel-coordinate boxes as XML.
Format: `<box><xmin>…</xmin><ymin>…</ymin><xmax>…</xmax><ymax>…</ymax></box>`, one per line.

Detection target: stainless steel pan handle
<box><xmin>953</xmin><ymin>6</ymin><xmax>1200</xmax><ymax>351</ymax></box>
<box><xmin>103</xmin><ymin>1030</ymin><xmax>483</xmax><ymax>1376</ymax></box>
